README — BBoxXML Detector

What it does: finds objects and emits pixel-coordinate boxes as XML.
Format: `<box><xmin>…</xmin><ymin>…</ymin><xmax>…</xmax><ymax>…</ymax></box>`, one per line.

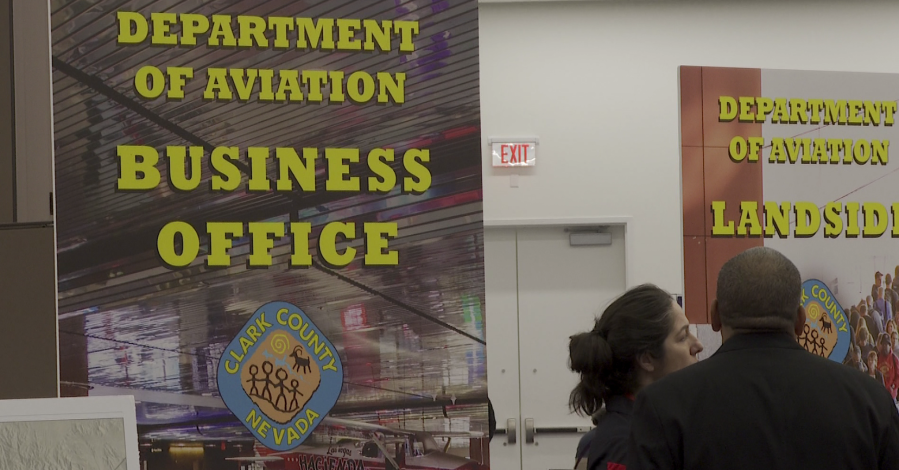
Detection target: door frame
<box><xmin>484</xmin><ymin>216</ymin><xmax>634</xmax><ymax>288</ymax></box>
<box><xmin>483</xmin><ymin>216</ymin><xmax>633</xmax><ymax>469</ymax></box>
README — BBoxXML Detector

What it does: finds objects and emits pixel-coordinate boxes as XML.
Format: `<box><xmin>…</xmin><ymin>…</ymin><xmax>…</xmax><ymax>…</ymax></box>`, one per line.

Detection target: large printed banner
<box><xmin>680</xmin><ymin>66</ymin><xmax>899</xmax><ymax>392</ymax></box>
<box><xmin>51</xmin><ymin>2</ymin><xmax>488</xmax><ymax>469</ymax></box>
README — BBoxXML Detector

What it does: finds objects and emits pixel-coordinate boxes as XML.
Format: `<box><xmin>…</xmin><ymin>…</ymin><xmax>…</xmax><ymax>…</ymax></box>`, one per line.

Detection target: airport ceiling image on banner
<box><xmin>50</xmin><ymin>1</ymin><xmax>487</xmax><ymax>468</ymax></box>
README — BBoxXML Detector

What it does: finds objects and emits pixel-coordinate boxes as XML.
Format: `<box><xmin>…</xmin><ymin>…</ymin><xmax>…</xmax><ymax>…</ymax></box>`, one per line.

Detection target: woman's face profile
<box><xmin>651</xmin><ymin>301</ymin><xmax>704</xmax><ymax>379</ymax></box>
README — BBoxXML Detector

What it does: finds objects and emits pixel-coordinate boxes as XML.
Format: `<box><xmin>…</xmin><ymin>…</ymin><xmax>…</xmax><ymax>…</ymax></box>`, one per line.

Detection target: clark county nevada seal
<box><xmin>218</xmin><ymin>301</ymin><xmax>344</xmax><ymax>451</ymax></box>
<box><xmin>799</xmin><ymin>279</ymin><xmax>851</xmax><ymax>364</ymax></box>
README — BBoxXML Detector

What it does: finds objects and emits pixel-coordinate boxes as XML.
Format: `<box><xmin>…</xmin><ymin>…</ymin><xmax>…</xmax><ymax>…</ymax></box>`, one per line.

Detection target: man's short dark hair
<box><xmin>716</xmin><ymin>247</ymin><xmax>801</xmax><ymax>331</ymax></box>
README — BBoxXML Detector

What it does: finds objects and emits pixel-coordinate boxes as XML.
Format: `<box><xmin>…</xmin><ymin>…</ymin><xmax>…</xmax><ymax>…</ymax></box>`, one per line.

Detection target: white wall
<box><xmin>478</xmin><ymin>0</ymin><xmax>899</xmax><ymax>299</ymax></box>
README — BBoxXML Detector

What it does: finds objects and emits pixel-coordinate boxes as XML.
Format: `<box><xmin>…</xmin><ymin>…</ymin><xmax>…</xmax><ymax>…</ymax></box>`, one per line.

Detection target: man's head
<box><xmin>711</xmin><ymin>247</ymin><xmax>804</xmax><ymax>336</ymax></box>
<box><xmin>878</xmin><ymin>333</ymin><xmax>892</xmax><ymax>356</ymax></box>
<box><xmin>878</xmin><ymin>286</ymin><xmax>885</xmax><ymax>300</ymax></box>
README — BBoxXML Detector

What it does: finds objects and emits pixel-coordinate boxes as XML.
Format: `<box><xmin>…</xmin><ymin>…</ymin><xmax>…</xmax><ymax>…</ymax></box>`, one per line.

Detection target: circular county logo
<box><xmin>218</xmin><ymin>301</ymin><xmax>343</xmax><ymax>451</ymax></box>
<box><xmin>800</xmin><ymin>279</ymin><xmax>850</xmax><ymax>363</ymax></box>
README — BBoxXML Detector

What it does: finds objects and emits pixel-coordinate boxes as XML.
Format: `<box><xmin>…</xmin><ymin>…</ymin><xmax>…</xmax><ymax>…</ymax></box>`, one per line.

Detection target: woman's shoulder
<box><xmin>587</xmin><ymin>422</ymin><xmax>630</xmax><ymax>470</ymax></box>
<box><xmin>576</xmin><ymin>429</ymin><xmax>596</xmax><ymax>459</ymax></box>
<box><xmin>588</xmin><ymin>411</ymin><xmax>631</xmax><ymax>458</ymax></box>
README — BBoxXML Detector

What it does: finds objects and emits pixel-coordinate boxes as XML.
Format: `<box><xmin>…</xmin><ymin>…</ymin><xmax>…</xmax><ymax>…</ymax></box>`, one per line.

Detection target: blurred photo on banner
<box><xmin>51</xmin><ymin>1</ymin><xmax>488</xmax><ymax>468</ymax></box>
<box><xmin>680</xmin><ymin>65</ymin><xmax>899</xmax><ymax>401</ymax></box>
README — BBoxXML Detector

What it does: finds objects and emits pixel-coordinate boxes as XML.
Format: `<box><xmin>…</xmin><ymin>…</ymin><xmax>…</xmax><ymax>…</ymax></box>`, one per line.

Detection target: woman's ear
<box><xmin>637</xmin><ymin>351</ymin><xmax>656</xmax><ymax>373</ymax></box>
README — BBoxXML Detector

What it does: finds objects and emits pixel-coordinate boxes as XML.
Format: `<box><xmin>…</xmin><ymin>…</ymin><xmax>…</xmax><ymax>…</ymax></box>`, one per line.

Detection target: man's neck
<box><xmin>720</xmin><ymin>326</ymin><xmax>734</xmax><ymax>343</ymax></box>
<box><xmin>721</xmin><ymin>326</ymin><xmax>796</xmax><ymax>343</ymax></box>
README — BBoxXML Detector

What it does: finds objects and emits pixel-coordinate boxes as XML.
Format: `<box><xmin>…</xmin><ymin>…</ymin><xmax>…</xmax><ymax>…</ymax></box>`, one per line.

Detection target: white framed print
<box><xmin>0</xmin><ymin>395</ymin><xmax>140</xmax><ymax>470</ymax></box>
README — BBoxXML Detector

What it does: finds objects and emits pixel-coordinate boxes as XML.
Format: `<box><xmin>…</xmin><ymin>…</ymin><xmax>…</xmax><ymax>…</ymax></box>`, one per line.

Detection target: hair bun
<box><xmin>568</xmin><ymin>331</ymin><xmax>613</xmax><ymax>376</ymax></box>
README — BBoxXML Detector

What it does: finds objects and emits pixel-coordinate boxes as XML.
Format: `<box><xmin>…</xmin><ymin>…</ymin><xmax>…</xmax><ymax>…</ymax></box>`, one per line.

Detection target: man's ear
<box><xmin>711</xmin><ymin>299</ymin><xmax>722</xmax><ymax>332</ymax></box>
<box><xmin>794</xmin><ymin>305</ymin><xmax>807</xmax><ymax>336</ymax></box>
<box><xmin>637</xmin><ymin>351</ymin><xmax>656</xmax><ymax>373</ymax></box>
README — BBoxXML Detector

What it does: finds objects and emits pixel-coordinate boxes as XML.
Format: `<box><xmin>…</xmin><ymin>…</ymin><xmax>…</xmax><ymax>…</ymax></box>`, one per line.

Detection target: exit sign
<box><xmin>491</xmin><ymin>141</ymin><xmax>536</xmax><ymax>167</ymax></box>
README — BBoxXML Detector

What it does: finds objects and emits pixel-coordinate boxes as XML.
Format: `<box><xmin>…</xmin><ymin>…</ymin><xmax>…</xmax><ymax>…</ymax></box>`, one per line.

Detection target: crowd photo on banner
<box><xmin>841</xmin><ymin>267</ymin><xmax>899</xmax><ymax>399</ymax></box>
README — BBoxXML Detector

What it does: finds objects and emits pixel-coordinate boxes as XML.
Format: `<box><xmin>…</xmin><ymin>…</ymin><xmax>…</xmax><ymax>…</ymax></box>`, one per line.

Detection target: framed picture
<box><xmin>0</xmin><ymin>395</ymin><xmax>139</xmax><ymax>469</ymax></box>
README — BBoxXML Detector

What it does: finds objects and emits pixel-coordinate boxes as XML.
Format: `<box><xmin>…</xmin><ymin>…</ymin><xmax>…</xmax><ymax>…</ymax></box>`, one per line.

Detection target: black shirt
<box><xmin>628</xmin><ymin>332</ymin><xmax>899</xmax><ymax>470</ymax></box>
<box><xmin>587</xmin><ymin>395</ymin><xmax>633</xmax><ymax>470</ymax></box>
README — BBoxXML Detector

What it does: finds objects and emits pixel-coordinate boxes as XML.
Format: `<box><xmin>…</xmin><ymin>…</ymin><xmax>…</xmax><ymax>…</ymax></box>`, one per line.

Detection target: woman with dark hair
<box><xmin>569</xmin><ymin>284</ymin><xmax>704</xmax><ymax>470</ymax></box>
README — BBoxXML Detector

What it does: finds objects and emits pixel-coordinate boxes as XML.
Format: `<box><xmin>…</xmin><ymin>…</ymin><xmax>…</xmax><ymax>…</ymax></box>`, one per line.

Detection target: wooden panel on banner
<box><xmin>679</xmin><ymin>65</ymin><xmax>703</xmax><ymax>148</ymax></box>
<box><xmin>681</xmin><ymin>145</ymin><xmax>705</xmax><ymax>237</ymax></box>
<box><xmin>680</xmin><ymin>66</ymin><xmax>764</xmax><ymax>324</ymax></box>
<box><xmin>683</xmin><ymin>235</ymin><xmax>708</xmax><ymax>324</ymax></box>
<box><xmin>700</xmin><ymin>66</ymin><xmax>762</xmax><ymax>149</ymax></box>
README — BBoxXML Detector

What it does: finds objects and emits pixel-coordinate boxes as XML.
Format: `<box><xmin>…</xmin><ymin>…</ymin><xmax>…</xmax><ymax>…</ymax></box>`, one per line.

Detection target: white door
<box><xmin>485</xmin><ymin>227</ymin><xmax>523</xmax><ymax>470</ymax></box>
<box><xmin>487</xmin><ymin>224</ymin><xmax>627</xmax><ymax>470</ymax></box>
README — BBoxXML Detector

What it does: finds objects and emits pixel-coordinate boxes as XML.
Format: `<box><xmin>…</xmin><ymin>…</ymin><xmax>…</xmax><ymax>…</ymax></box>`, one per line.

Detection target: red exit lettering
<box><xmin>500</xmin><ymin>144</ymin><xmax>528</xmax><ymax>164</ymax></box>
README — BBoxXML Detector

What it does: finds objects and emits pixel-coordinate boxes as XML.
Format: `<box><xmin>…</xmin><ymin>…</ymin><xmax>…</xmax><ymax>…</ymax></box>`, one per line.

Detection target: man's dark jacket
<box><xmin>628</xmin><ymin>332</ymin><xmax>899</xmax><ymax>470</ymax></box>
